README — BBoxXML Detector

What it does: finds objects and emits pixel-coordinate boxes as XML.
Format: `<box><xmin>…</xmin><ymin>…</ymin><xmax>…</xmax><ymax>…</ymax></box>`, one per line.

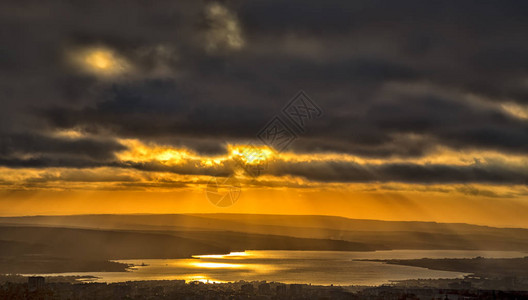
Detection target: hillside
<box><xmin>0</xmin><ymin>223</ymin><xmax>374</xmax><ymax>274</ymax></box>
<box><xmin>1</xmin><ymin>214</ymin><xmax>528</xmax><ymax>251</ymax></box>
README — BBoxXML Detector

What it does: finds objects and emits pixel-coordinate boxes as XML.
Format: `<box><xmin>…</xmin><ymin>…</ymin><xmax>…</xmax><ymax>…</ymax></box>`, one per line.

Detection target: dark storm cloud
<box><xmin>43</xmin><ymin>79</ymin><xmax>528</xmax><ymax>158</ymax></box>
<box><xmin>1</xmin><ymin>0</ymin><xmax>528</xmax><ymax>185</ymax></box>
<box><xmin>0</xmin><ymin>133</ymin><xmax>126</xmax><ymax>160</ymax></box>
<box><xmin>268</xmin><ymin>160</ymin><xmax>528</xmax><ymax>185</ymax></box>
<box><xmin>0</xmin><ymin>157</ymin><xmax>109</xmax><ymax>169</ymax></box>
<box><xmin>0</xmin><ymin>133</ymin><xmax>126</xmax><ymax>172</ymax></box>
<box><xmin>240</xmin><ymin>0</ymin><xmax>528</xmax><ymax>102</ymax></box>
<box><xmin>42</xmin><ymin>80</ymin><xmax>276</xmax><ymax>143</ymax></box>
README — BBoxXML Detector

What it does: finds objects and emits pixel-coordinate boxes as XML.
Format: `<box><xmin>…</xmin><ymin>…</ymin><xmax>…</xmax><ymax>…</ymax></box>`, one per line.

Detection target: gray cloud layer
<box><xmin>1</xmin><ymin>0</ymin><xmax>528</xmax><ymax>185</ymax></box>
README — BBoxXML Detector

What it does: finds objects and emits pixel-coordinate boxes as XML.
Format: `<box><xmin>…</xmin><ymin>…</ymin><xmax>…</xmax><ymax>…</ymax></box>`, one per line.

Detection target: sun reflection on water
<box><xmin>178</xmin><ymin>274</ymin><xmax>226</xmax><ymax>283</ymax></box>
<box><xmin>184</xmin><ymin>252</ymin><xmax>281</xmax><ymax>275</ymax></box>
<box><xmin>192</xmin><ymin>251</ymin><xmax>250</xmax><ymax>259</ymax></box>
<box><xmin>189</xmin><ymin>262</ymin><xmax>245</xmax><ymax>269</ymax></box>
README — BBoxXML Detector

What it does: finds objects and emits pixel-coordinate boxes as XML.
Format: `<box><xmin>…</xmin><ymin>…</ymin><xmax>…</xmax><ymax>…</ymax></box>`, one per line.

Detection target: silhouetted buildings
<box><xmin>28</xmin><ymin>276</ymin><xmax>45</xmax><ymax>292</ymax></box>
<box><xmin>258</xmin><ymin>282</ymin><xmax>271</xmax><ymax>295</ymax></box>
<box><xmin>240</xmin><ymin>283</ymin><xmax>254</xmax><ymax>294</ymax></box>
<box><xmin>0</xmin><ymin>277</ymin><xmax>527</xmax><ymax>299</ymax></box>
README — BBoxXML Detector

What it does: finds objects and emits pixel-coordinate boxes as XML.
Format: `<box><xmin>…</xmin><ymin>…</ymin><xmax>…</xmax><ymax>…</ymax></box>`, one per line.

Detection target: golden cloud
<box><xmin>68</xmin><ymin>46</ymin><xmax>131</xmax><ymax>77</ymax></box>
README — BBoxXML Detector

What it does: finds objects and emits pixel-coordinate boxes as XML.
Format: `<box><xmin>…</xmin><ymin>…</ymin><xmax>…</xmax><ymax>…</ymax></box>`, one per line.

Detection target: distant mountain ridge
<box><xmin>1</xmin><ymin>213</ymin><xmax>525</xmax><ymax>232</ymax></box>
<box><xmin>1</xmin><ymin>213</ymin><xmax>528</xmax><ymax>251</ymax></box>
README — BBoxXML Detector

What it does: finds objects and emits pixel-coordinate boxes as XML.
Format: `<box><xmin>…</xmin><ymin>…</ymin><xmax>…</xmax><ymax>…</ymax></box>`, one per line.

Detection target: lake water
<box><xmin>26</xmin><ymin>250</ymin><xmax>528</xmax><ymax>286</ymax></box>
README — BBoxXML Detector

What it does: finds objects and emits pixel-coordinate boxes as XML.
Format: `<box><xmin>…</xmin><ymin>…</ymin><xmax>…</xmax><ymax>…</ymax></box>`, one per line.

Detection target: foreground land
<box><xmin>2</xmin><ymin>213</ymin><xmax>528</xmax><ymax>274</ymax></box>
<box><xmin>2</xmin><ymin>276</ymin><xmax>528</xmax><ymax>300</ymax></box>
<box><xmin>381</xmin><ymin>257</ymin><xmax>528</xmax><ymax>278</ymax></box>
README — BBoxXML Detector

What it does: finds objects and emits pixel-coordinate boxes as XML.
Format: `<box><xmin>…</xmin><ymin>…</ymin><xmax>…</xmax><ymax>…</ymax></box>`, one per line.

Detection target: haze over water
<box><xmin>27</xmin><ymin>250</ymin><xmax>528</xmax><ymax>286</ymax></box>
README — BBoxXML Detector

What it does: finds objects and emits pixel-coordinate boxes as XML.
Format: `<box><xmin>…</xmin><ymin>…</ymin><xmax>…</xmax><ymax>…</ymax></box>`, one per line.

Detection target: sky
<box><xmin>0</xmin><ymin>0</ymin><xmax>528</xmax><ymax>227</ymax></box>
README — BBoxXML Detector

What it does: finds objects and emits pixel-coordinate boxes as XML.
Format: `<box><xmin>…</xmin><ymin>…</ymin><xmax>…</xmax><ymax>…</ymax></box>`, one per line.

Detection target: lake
<box><xmin>26</xmin><ymin>250</ymin><xmax>528</xmax><ymax>286</ymax></box>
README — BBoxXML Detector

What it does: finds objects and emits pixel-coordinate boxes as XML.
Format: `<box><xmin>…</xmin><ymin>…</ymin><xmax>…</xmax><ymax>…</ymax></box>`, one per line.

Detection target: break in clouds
<box><xmin>1</xmin><ymin>0</ymin><xmax>528</xmax><ymax>186</ymax></box>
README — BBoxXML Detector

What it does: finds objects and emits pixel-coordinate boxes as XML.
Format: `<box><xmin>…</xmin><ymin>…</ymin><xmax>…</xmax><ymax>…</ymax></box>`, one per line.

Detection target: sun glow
<box><xmin>117</xmin><ymin>139</ymin><xmax>194</xmax><ymax>165</ymax></box>
<box><xmin>86</xmin><ymin>51</ymin><xmax>112</xmax><ymax>69</ymax></box>
<box><xmin>69</xmin><ymin>46</ymin><xmax>130</xmax><ymax>77</ymax></box>
<box><xmin>229</xmin><ymin>145</ymin><xmax>274</xmax><ymax>165</ymax></box>
<box><xmin>116</xmin><ymin>140</ymin><xmax>278</xmax><ymax>168</ymax></box>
